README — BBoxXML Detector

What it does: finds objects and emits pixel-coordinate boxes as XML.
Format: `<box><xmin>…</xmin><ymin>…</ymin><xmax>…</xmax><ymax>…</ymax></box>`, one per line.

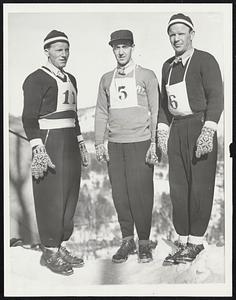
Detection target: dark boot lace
<box><xmin>47</xmin><ymin>251</ymin><xmax>69</xmax><ymax>267</ymax></box>
<box><xmin>138</xmin><ymin>243</ymin><xmax>153</xmax><ymax>262</ymax></box>
<box><xmin>60</xmin><ymin>247</ymin><xmax>75</xmax><ymax>259</ymax></box>
<box><xmin>165</xmin><ymin>241</ymin><xmax>185</xmax><ymax>260</ymax></box>
<box><xmin>138</xmin><ymin>243</ymin><xmax>153</xmax><ymax>256</ymax></box>
<box><xmin>116</xmin><ymin>240</ymin><xmax>135</xmax><ymax>256</ymax></box>
<box><xmin>180</xmin><ymin>244</ymin><xmax>203</xmax><ymax>258</ymax></box>
<box><xmin>59</xmin><ymin>246</ymin><xmax>84</xmax><ymax>264</ymax></box>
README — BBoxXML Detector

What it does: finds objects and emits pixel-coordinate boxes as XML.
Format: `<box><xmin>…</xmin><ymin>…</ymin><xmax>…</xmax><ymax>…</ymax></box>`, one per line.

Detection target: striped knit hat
<box><xmin>44</xmin><ymin>30</ymin><xmax>69</xmax><ymax>49</ymax></box>
<box><xmin>167</xmin><ymin>13</ymin><xmax>194</xmax><ymax>33</ymax></box>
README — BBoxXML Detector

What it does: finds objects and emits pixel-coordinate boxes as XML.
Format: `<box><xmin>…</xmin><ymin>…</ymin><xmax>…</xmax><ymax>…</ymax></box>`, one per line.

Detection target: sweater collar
<box><xmin>173</xmin><ymin>48</ymin><xmax>194</xmax><ymax>66</ymax></box>
<box><xmin>117</xmin><ymin>59</ymin><xmax>135</xmax><ymax>75</ymax></box>
<box><xmin>45</xmin><ymin>61</ymin><xmax>65</xmax><ymax>77</ymax></box>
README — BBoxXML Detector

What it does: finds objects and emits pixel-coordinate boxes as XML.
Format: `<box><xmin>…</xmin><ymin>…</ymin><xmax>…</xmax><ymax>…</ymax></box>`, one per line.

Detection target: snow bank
<box><xmin>5</xmin><ymin>238</ymin><xmax>225</xmax><ymax>297</ymax></box>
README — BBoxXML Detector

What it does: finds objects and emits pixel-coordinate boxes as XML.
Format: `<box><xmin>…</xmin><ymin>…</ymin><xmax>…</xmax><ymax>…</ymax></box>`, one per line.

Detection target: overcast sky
<box><xmin>5</xmin><ymin>4</ymin><xmax>231</xmax><ymax>123</ymax></box>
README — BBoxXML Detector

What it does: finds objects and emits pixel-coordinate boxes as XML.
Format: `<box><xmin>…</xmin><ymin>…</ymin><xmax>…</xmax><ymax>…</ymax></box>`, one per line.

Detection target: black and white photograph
<box><xmin>4</xmin><ymin>3</ymin><xmax>232</xmax><ymax>297</ymax></box>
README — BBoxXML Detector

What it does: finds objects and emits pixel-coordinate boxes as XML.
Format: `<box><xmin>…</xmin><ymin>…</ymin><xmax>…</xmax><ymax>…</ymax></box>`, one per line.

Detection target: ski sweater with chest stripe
<box><xmin>22</xmin><ymin>67</ymin><xmax>81</xmax><ymax>141</ymax></box>
<box><xmin>158</xmin><ymin>49</ymin><xmax>224</xmax><ymax>126</ymax></box>
<box><xmin>95</xmin><ymin>65</ymin><xmax>159</xmax><ymax>145</ymax></box>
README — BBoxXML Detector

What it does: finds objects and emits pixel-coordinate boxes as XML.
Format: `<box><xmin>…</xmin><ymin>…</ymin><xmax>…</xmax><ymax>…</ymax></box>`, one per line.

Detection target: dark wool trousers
<box><xmin>108</xmin><ymin>140</ymin><xmax>154</xmax><ymax>240</ymax></box>
<box><xmin>168</xmin><ymin>113</ymin><xmax>217</xmax><ymax>237</ymax></box>
<box><xmin>33</xmin><ymin>128</ymin><xmax>81</xmax><ymax>247</ymax></box>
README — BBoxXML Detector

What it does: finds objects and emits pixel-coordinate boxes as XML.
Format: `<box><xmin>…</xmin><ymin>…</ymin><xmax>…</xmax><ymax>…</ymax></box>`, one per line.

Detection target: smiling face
<box><xmin>112</xmin><ymin>43</ymin><xmax>134</xmax><ymax>67</ymax></box>
<box><xmin>44</xmin><ymin>41</ymin><xmax>69</xmax><ymax>70</ymax></box>
<box><xmin>168</xmin><ymin>23</ymin><xmax>195</xmax><ymax>56</ymax></box>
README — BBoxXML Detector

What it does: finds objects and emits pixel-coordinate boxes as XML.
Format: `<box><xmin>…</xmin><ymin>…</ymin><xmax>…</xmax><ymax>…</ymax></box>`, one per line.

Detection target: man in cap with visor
<box><xmin>95</xmin><ymin>29</ymin><xmax>159</xmax><ymax>263</ymax></box>
<box><xmin>157</xmin><ymin>14</ymin><xmax>223</xmax><ymax>264</ymax></box>
<box><xmin>22</xmin><ymin>30</ymin><xmax>89</xmax><ymax>275</ymax></box>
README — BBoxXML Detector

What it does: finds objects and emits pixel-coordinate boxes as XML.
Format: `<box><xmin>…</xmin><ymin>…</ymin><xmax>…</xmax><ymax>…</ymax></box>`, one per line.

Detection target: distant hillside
<box><xmin>77</xmin><ymin>106</ymin><xmax>95</xmax><ymax>133</ymax></box>
<box><xmin>9</xmin><ymin>106</ymin><xmax>95</xmax><ymax>135</ymax></box>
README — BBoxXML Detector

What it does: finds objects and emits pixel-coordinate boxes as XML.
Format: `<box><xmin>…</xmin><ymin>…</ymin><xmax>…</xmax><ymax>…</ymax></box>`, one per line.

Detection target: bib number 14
<box><xmin>169</xmin><ymin>95</ymin><xmax>178</xmax><ymax>109</ymax></box>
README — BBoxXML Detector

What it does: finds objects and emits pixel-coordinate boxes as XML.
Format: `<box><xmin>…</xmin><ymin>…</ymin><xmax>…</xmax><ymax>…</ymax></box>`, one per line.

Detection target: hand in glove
<box><xmin>145</xmin><ymin>142</ymin><xmax>159</xmax><ymax>165</ymax></box>
<box><xmin>79</xmin><ymin>141</ymin><xmax>89</xmax><ymax>167</ymax></box>
<box><xmin>157</xmin><ymin>129</ymin><xmax>169</xmax><ymax>155</ymax></box>
<box><xmin>195</xmin><ymin>126</ymin><xmax>215</xmax><ymax>158</ymax></box>
<box><xmin>95</xmin><ymin>144</ymin><xmax>109</xmax><ymax>162</ymax></box>
<box><xmin>31</xmin><ymin>144</ymin><xmax>55</xmax><ymax>179</ymax></box>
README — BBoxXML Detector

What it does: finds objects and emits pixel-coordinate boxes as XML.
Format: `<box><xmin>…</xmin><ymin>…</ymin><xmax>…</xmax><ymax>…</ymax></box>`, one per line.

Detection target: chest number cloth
<box><xmin>109</xmin><ymin>68</ymin><xmax>138</xmax><ymax>109</ymax></box>
<box><xmin>165</xmin><ymin>54</ymin><xmax>193</xmax><ymax>116</ymax></box>
<box><xmin>40</xmin><ymin>67</ymin><xmax>77</xmax><ymax>113</ymax></box>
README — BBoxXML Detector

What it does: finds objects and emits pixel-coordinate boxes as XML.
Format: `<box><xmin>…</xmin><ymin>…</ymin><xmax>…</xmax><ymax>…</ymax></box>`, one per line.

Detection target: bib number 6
<box><xmin>169</xmin><ymin>95</ymin><xmax>178</xmax><ymax>109</ymax></box>
<box><xmin>118</xmin><ymin>86</ymin><xmax>127</xmax><ymax>101</ymax></box>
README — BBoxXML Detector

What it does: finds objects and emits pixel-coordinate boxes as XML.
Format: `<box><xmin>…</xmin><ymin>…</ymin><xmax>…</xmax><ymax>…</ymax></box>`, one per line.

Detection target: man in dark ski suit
<box><xmin>22</xmin><ymin>30</ymin><xmax>89</xmax><ymax>275</ymax></box>
<box><xmin>157</xmin><ymin>14</ymin><xmax>223</xmax><ymax>265</ymax></box>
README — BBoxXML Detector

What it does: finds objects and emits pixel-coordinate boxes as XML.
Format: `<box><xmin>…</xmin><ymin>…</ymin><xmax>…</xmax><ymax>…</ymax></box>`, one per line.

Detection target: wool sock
<box><xmin>188</xmin><ymin>235</ymin><xmax>204</xmax><ymax>245</ymax></box>
<box><xmin>178</xmin><ymin>235</ymin><xmax>188</xmax><ymax>244</ymax></box>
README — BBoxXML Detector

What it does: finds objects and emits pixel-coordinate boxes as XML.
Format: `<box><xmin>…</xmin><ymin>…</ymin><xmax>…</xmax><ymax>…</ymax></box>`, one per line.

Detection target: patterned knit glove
<box><xmin>157</xmin><ymin>129</ymin><xmax>169</xmax><ymax>155</ymax></box>
<box><xmin>145</xmin><ymin>142</ymin><xmax>159</xmax><ymax>165</ymax></box>
<box><xmin>195</xmin><ymin>126</ymin><xmax>215</xmax><ymax>158</ymax></box>
<box><xmin>79</xmin><ymin>141</ymin><xmax>89</xmax><ymax>167</ymax></box>
<box><xmin>95</xmin><ymin>144</ymin><xmax>110</xmax><ymax>162</ymax></box>
<box><xmin>31</xmin><ymin>145</ymin><xmax>55</xmax><ymax>179</ymax></box>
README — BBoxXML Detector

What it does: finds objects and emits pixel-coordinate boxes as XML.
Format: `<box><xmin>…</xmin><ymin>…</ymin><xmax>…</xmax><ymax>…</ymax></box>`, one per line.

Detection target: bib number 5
<box><xmin>169</xmin><ymin>95</ymin><xmax>178</xmax><ymax>109</ymax></box>
<box><xmin>118</xmin><ymin>86</ymin><xmax>127</xmax><ymax>101</ymax></box>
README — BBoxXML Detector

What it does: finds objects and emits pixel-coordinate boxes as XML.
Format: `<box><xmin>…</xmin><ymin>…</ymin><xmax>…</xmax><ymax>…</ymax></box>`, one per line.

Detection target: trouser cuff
<box><xmin>138</xmin><ymin>239</ymin><xmax>150</xmax><ymax>245</ymax></box>
<box><xmin>123</xmin><ymin>235</ymin><xmax>134</xmax><ymax>241</ymax></box>
<box><xmin>42</xmin><ymin>245</ymin><xmax>59</xmax><ymax>254</ymax></box>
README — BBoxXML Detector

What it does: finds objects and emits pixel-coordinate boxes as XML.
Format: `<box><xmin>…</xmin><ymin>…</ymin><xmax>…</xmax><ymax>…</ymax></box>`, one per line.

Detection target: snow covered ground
<box><xmin>5</xmin><ymin>238</ymin><xmax>226</xmax><ymax>297</ymax></box>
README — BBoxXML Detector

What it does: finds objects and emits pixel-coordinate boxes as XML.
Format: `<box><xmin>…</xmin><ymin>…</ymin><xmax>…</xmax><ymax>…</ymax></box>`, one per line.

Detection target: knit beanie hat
<box><xmin>44</xmin><ymin>30</ymin><xmax>69</xmax><ymax>49</ymax></box>
<box><xmin>167</xmin><ymin>13</ymin><xmax>194</xmax><ymax>32</ymax></box>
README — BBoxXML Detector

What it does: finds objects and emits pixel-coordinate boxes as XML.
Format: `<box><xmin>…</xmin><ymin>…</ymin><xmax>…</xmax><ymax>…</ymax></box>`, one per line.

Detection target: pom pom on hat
<box><xmin>167</xmin><ymin>13</ymin><xmax>194</xmax><ymax>32</ymax></box>
<box><xmin>44</xmin><ymin>30</ymin><xmax>69</xmax><ymax>49</ymax></box>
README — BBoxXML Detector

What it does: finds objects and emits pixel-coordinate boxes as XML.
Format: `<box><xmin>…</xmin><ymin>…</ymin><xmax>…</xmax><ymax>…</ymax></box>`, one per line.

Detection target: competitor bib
<box><xmin>109</xmin><ymin>67</ymin><xmax>138</xmax><ymax>109</ymax></box>
<box><xmin>165</xmin><ymin>52</ymin><xmax>194</xmax><ymax>116</ymax></box>
<box><xmin>41</xmin><ymin>67</ymin><xmax>77</xmax><ymax>113</ymax></box>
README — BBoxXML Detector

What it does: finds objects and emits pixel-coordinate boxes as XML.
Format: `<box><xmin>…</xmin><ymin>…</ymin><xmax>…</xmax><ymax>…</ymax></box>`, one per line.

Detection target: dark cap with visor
<box><xmin>109</xmin><ymin>29</ymin><xmax>134</xmax><ymax>47</ymax></box>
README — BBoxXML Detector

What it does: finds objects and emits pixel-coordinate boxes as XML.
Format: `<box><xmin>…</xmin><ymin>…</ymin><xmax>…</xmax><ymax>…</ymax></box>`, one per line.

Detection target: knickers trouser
<box><xmin>33</xmin><ymin>127</ymin><xmax>81</xmax><ymax>247</ymax></box>
<box><xmin>107</xmin><ymin>140</ymin><xmax>154</xmax><ymax>240</ymax></box>
<box><xmin>168</xmin><ymin>113</ymin><xmax>217</xmax><ymax>236</ymax></box>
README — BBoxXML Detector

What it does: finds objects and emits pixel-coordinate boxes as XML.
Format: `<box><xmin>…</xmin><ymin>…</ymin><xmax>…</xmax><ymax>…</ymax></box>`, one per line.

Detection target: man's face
<box><xmin>45</xmin><ymin>42</ymin><xmax>69</xmax><ymax>69</ymax></box>
<box><xmin>168</xmin><ymin>23</ymin><xmax>194</xmax><ymax>56</ymax></box>
<box><xmin>113</xmin><ymin>43</ymin><xmax>134</xmax><ymax>66</ymax></box>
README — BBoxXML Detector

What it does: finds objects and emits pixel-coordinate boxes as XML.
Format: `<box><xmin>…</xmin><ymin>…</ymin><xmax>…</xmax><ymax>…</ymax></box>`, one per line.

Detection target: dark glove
<box><xmin>195</xmin><ymin>126</ymin><xmax>215</xmax><ymax>158</ymax></box>
<box><xmin>79</xmin><ymin>141</ymin><xmax>89</xmax><ymax>167</ymax></box>
<box><xmin>95</xmin><ymin>144</ymin><xmax>109</xmax><ymax>162</ymax></box>
<box><xmin>31</xmin><ymin>144</ymin><xmax>55</xmax><ymax>179</ymax></box>
<box><xmin>145</xmin><ymin>142</ymin><xmax>159</xmax><ymax>165</ymax></box>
